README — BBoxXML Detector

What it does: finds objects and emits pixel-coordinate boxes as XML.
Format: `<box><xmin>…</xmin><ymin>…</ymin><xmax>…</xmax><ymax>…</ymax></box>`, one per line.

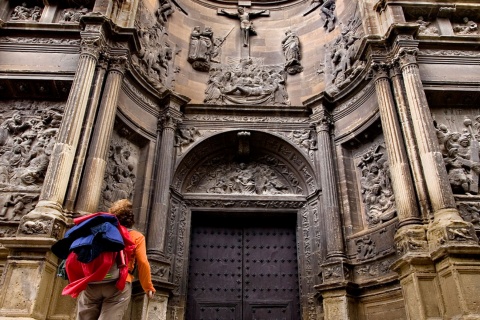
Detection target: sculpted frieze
<box><xmin>0</xmin><ymin>193</ymin><xmax>38</xmax><ymax>222</ymax></box>
<box><xmin>457</xmin><ymin>202</ymin><xmax>480</xmax><ymax>228</ymax></box>
<box><xmin>415</xmin><ymin>16</ymin><xmax>439</xmax><ymax>36</ymax></box>
<box><xmin>100</xmin><ymin>133</ymin><xmax>140</xmax><ymax>211</ymax></box>
<box><xmin>0</xmin><ymin>37</ymin><xmax>81</xmax><ymax>45</ymax></box>
<box><xmin>58</xmin><ymin>6</ymin><xmax>90</xmax><ymax>23</ymax></box>
<box><xmin>204</xmin><ymin>58</ymin><xmax>289</xmax><ymax>106</ymax></box>
<box><xmin>355</xmin><ymin>235</ymin><xmax>376</xmax><ymax>260</ymax></box>
<box><xmin>356</xmin><ymin>145</ymin><xmax>396</xmax><ymax>226</ymax></box>
<box><xmin>453</xmin><ymin>17</ymin><xmax>478</xmax><ymax>35</ymax></box>
<box><xmin>184</xmin><ymin>114</ymin><xmax>309</xmax><ymax>123</ymax></box>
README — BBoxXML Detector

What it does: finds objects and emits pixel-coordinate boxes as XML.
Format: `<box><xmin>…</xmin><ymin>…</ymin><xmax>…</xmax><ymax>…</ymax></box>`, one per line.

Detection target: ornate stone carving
<box><xmin>183</xmin><ymin>199</ymin><xmax>305</xmax><ymax>209</ymax></box>
<box><xmin>0</xmin><ymin>101</ymin><xmax>63</xmax><ymax>194</ymax></box>
<box><xmin>156</xmin><ymin>0</ymin><xmax>174</xmax><ymax>25</ymax></box>
<box><xmin>0</xmin><ymin>37</ymin><xmax>81</xmax><ymax>45</ymax></box>
<box><xmin>416</xmin><ymin>16</ymin><xmax>439</xmax><ymax>36</ymax></box>
<box><xmin>457</xmin><ymin>202</ymin><xmax>480</xmax><ymax>227</ymax></box>
<box><xmin>304</xmin><ymin>0</ymin><xmax>337</xmax><ymax>32</ymax></box>
<box><xmin>355</xmin><ymin>235</ymin><xmax>376</xmax><ymax>260</ymax></box>
<box><xmin>175</xmin><ymin>127</ymin><xmax>201</xmax><ymax>155</ymax></box>
<box><xmin>204</xmin><ymin>58</ymin><xmax>289</xmax><ymax>106</ymax></box>
<box><xmin>453</xmin><ymin>17</ymin><xmax>478</xmax><ymax>35</ymax></box>
<box><xmin>185</xmin><ymin>114</ymin><xmax>309</xmax><ymax>123</ymax></box>
<box><xmin>187</xmin><ymin>26</ymin><xmax>214</xmax><ymax>72</ymax></box>
<box><xmin>285</xmin><ymin>129</ymin><xmax>317</xmax><ymax>159</ymax></box>
<box><xmin>357</xmin><ymin>146</ymin><xmax>396</xmax><ymax>226</ymax></box>
<box><xmin>185</xmin><ymin>159</ymin><xmax>300</xmax><ymax>195</ymax></box>
<box><xmin>100</xmin><ymin>134</ymin><xmax>139</xmax><ymax>211</ymax></box>
<box><xmin>446</xmin><ymin>225</ymin><xmax>476</xmax><ymax>242</ymax></box>
<box><xmin>10</xmin><ymin>3</ymin><xmax>43</xmax><ymax>22</ymax></box>
<box><xmin>59</xmin><ymin>6</ymin><xmax>90</xmax><ymax>23</ymax></box>
<box><xmin>325</xmin><ymin>16</ymin><xmax>364</xmax><ymax>95</ymax></box>
<box><xmin>434</xmin><ymin>117</ymin><xmax>480</xmax><ymax>195</ymax></box>
<box><xmin>218</xmin><ymin>6</ymin><xmax>269</xmax><ymax>47</ymax></box>
<box><xmin>319</xmin><ymin>260</ymin><xmax>350</xmax><ymax>284</ymax></box>
<box><xmin>0</xmin><ymin>193</ymin><xmax>38</xmax><ymax>221</ymax></box>
<box><xmin>20</xmin><ymin>218</ymin><xmax>51</xmax><ymax>235</ymax></box>
<box><xmin>282</xmin><ymin>30</ymin><xmax>303</xmax><ymax>75</ymax></box>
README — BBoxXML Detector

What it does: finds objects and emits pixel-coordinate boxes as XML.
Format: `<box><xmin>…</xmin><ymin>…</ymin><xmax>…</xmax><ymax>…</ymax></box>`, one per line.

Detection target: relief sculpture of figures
<box><xmin>357</xmin><ymin>147</ymin><xmax>395</xmax><ymax>226</ymax></box>
<box><xmin>303</xmin><ymin>0</ymin><xmax>336</xmax><ymax>32</ymax></box>
<box><xmin>188</xmin><ymin>26</ymin><xmax>214</xmax><ymax>71</ymax></box>
<box><xmin>10</xmin><ymin>3</ymin><xmax>42</xmax><ymax>22</ymax></box>
<box><xmin>204</xmin><ymin>59</ymin><xmax>290</xmax><ymax>106</ymax></box>
<box><xmin>435</xmin><ymin>117</ymin><xmax>480</xmax><ymax>195</ymax></box>
<box><xmin>453</xmin><ymin>17</ymin><xmax>478</xmax><ymax>35</ymax></box>
<box><xmin>218</xmin><ymin>6</ymin><xmax>269</xmax><ymax>47</ymax></box>
<box><xmin>282</xmin><ymin>30</ymin><xmax>303</xmax><ymax>75</ymax></box>
<box><xmin>59</xmin><ymin>6</ymin><xmax>89</xmax><ymax>23</ymax></box>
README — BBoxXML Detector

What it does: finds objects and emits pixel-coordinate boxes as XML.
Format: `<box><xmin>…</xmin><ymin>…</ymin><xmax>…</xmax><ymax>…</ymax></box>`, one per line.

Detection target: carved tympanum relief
<box><xmin>355</xmin><ymin>144</ymin><xmax>396</xmax><ymax>227</ymax></box>
<box><xmin>184</xmin><ymin>154</ymin><xmax>303</xmax><ymax>195</ymax></box>
<box><xmin>10</xmin><ymin>3</ymin><xmax>43</xmax><ymax>22</ymax></box>
<box><xmin>99</xmin><ymin>131</ymin><xmax>140</xmax><ymax>211</ymax></box>
<box><xmin>133</xmin><ymin>1</ymin><xmax>175</xmax><ymax>90</ymax></box>
<box><xmin>0</xmin><ymin>101</ymin><xmax>63</xmax><ymax>222</ymax></box>
<box><xmin>205</xmin><ymin>58</ymin><xmax>289</xmax><ymax>106</ymax></box>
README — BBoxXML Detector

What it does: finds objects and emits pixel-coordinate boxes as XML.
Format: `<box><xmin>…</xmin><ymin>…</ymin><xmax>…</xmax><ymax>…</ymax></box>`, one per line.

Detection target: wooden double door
<box><xmin>186</xmin><ymin>212</ymin><xmax>300</xmax><ymax>320</ymax></box>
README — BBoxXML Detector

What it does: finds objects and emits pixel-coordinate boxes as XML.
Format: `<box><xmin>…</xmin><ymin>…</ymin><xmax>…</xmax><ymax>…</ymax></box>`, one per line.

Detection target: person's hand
<box><xmin>147</xmin><ymin>291</ymin><xmax>154</xmax><ymax>299</ymax></box>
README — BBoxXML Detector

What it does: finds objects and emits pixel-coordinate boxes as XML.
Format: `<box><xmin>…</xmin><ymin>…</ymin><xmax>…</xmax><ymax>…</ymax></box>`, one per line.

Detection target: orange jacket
<box><xmin>127</xmin><ymin>230</ymin><xmax>156</xmax><ymax>294</ymax></box>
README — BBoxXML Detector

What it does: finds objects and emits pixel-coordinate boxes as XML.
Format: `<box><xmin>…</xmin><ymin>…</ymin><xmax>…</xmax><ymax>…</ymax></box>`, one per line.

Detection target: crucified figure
<box><xmin>219</xmin><ymin>6</ymin><xmax>269</xmax><ymax>47</ymax></box>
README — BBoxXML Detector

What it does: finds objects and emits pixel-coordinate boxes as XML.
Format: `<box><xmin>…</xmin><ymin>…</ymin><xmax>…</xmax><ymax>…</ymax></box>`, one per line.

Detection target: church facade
<box><xmin>0</xmin><ymin>0</ymin><xmax>479</xmax><ymax>319</ymax></box>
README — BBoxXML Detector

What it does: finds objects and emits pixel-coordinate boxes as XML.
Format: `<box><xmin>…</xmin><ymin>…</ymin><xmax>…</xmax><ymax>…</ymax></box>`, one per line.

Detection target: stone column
<box><xmin>311</xmin><ymin>105</ymin><xmax>345</xmax><ymax>260</ymax></box>
<box><xmin>0</xmin><ymin>30</ymin><xmax>104</xmax><ymax>319</ymax></box>
<box><xmin>390</xmin><ymin>61</ymin><xmax>430</xmax><ymax>219</ymax></box>
<box><xmin>395</xmin><ymin>47</ymin><xmax>480</xmax><ymax>319</ymax></box>
<box><xmin>64</xmin><ymin>53</ymin><xmax>109</xmax><ymax>211</ymax></box>
<box><xmin>75</xmin><ymin>54</ymin><xmax>128</xmax><ymax>214</ymax></box>
<box><xmin>311</xmin><ymin>104</ymin><xmax>353</xmax><ymax>320</ymax></box>
<box><xmin>371</xmin><ymin>62</ymin><xmax>421</xmax><ymax>227</ymax></box>
<box><xmin>146</xmin><ymin>96</ymin><xmax>185</xmax><ymax>254</ymax></box>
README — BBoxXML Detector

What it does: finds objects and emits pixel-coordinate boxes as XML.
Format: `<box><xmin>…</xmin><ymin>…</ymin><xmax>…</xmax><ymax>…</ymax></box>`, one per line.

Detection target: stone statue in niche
<box><xmin>416</xmin><ymin>16</ymin><xmax>439</xmax><ymax>35</ymax></box>
<box><xmin>324</xmin><ymin>16</ymin><xmax>364</xmax><ymax>95</ymax></box>
<box><xmin>185</xmin><ymin>154</ymin><xmax>301</xmax><ymax>195</ymax></box>
<box><xmin>218</xmin><ymin>6</ymin><xmax>269</xmax><ymax>47</ymax></box>
<box><xmin>453</xmin><ymin>17</ymin><xmax>478</xmax><ymax>35</ymax></box>
<box><xmin>59</xmin><ymin>6</ymin><xmax>89</xmax><ymax>23</ymax></box>
<box><xmin>188</xmin><ymin>26</ymin><xmax>214</xmax><ymax>72</ymax></box>
<box><xmin>10</xmin><ymin>3</ymin><xmax>42</xmax><ymax>22</ymax></box>
<box><xmin>434</xmin><ymin>117</ymin><xmax>480</xmax><ymax>195</ymax></box>
<box><xmin>100</xmin><ymin>138</ymin><xmax>138</xmax><ymax>212</ymax></box>
<box><xmin>281</xmin><ymin>30</ymin><xmax>303</xmax><ymax>75</ymax></box>
<box><xmin>204</xmin><ymin>58</ymin><xmax>290</xmax><ymax>106</ymax></box>
<box><xmin>357</xmin><ymin>146</ymin><xmax>396</xmax><ymax>226</ymax></box>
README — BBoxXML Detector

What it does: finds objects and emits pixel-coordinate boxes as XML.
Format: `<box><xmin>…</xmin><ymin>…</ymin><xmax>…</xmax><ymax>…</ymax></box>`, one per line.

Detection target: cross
<box><xmin>218</xmin><ymin>6</ymin><xmax>270</xmax><ymax>49</ymax></box>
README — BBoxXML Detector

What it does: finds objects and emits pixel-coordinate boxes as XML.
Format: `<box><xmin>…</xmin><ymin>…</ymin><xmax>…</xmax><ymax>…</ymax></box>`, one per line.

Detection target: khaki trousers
<box><xmin>76</xmin><ymin>281</ymin><xmax>131</xmax><ymax>320</ymax></box>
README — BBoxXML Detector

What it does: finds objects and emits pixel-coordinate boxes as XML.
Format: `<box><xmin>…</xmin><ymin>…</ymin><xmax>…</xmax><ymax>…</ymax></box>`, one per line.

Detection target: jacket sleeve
<box><xmin>132</xmin><ymin>230</ymin><xmax>156</xmax><ymax>293</ymax></box>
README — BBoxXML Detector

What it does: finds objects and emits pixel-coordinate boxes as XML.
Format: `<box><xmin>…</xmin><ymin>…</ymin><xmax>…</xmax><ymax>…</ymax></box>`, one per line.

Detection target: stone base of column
<box><xmin>431</xmin><ymin>246</ymin><xmax>480</xmax><ymax>319</ymax></box>
<box><xmin>315</xmin><ymin>260</ymin><xmax>355</xmax><ymax>320</ymax></box>
<box><xmin>0</xmin><ymin>237</ymin><xmax>61</xmax><ymax>319</ymax></box>
<box><xmin>130</xmin><ymin>289</ymin><xmax>170</xmax><ymax>320</ymax></box>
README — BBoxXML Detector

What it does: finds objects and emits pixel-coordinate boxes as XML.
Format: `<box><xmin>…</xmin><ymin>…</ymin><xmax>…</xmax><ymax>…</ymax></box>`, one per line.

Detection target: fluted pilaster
<box><xmin>311</xmin><ymin>106</ymin><xmax>345</xmax><ymax>260</ymax></box>
<box><xmin>76</xmin><ymin>54</ymin><xmax>128</xmax><ymax>214</ymax></box>
<box><xmin>371</xmin><ymin>62</ymin><xmax>421</xmax><ymax>227</ymax></box>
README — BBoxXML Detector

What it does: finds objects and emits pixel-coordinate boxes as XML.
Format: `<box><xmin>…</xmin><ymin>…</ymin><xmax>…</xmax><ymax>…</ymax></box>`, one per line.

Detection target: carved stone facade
<box><xmin>0</xmin><ymin>0</ymin><xmax>480</xmax><ymax>319</ymax></box>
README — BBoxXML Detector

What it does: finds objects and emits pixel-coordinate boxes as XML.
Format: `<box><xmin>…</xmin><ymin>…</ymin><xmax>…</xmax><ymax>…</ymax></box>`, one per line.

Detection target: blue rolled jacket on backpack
<box><xmin>51</xmin><ymin>214</ymin><xmax>125</xmax><ymax>263</ymax></box>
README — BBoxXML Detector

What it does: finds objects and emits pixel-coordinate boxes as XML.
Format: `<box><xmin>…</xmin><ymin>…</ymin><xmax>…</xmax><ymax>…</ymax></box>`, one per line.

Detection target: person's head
<box><xmin>109</xmin><ymin>199</ymin><xmax>135</xmax><ymax>228</ymax></box>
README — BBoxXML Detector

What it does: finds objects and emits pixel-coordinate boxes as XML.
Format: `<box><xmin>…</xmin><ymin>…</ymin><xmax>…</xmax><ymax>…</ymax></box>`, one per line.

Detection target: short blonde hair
<box><xmin>109</xmin><ymin>199</ymin><xmax>134</xmax><ymax>228</ymax></box>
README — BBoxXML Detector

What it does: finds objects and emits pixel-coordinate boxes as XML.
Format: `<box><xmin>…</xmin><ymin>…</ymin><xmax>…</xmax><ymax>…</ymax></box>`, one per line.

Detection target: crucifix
<box><xmin>218</xmin><ymin>6</ymin><xmax>270</xmax><ymax>50</ymax></box>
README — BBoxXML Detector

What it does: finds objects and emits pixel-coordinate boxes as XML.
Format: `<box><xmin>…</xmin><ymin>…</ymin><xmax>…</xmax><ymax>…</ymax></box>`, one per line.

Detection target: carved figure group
<box><xmin>137</xmin><ymin>27</ymin><xmax>172</xmax><ymax>84</ymax></box>
<box><xmin>358</xmin><ymin>148</ymin><xmax>395</xmax><ymax>226</ymax></box>
<box><xmin>435</xmin><ymin>118</ymin><xmax>480</xmax><ymax>195</ymax></box>
<box><xmin>416</xmin><ymin>16</ymin><xmax>439</xmax><ymax>35</ymax></box>
<box><xmin>188</xmin><ymin>26</ymin><xmax>214</xmax><ymax>71</ymax></box>
<box><xmin>10</xmin><ymin>3</ymin><xmax>42</xmax><ymax>22</ymax></box>
<box><xmin>60</xmin><ymin>6</ymin><xmax>89</xmax><ymax>23</ymax></box>
<box><xmin>453</xmin><ymin>17</ymin><xmax>478</xmax><ymax>35</ymax></box>
<box><xmin>204</xmin><ymin>59</ymin><xmax>289</xmax><ymax>106</ymax></box>
<box><xmin>282</xmin><ymin>30</ymin><xmax>303</xmax><ymax>75</ymax></box>
<box><xmin>330</xmin><ymin>22</ymin><xmax>360</xmax><ymax>82</ymax></box>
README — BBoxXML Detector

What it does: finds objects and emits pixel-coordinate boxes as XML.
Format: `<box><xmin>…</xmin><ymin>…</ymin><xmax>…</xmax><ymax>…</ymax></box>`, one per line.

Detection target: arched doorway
<box><xmin>168</xmin><ymin>130</ymin><xmax>320</xmax><ymax>319</ymax></box>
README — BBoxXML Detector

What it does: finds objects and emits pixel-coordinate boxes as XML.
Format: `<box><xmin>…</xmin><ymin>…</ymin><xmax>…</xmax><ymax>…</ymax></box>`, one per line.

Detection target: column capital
<box><xmin>108</xmin><ymin>54</ymin><xmax>128</xmax><ymax>74</ymax></box>
<box><xmin>80</xmin><ymin>35</ymin><xmax>105</xmax><ymax>60</ymax></box>
<box><xmin>394</xmin><ymin>47</ymin><xmax>419</xmax><ymax>70</ymax></box>
<box><xmin>311</xmin><ymin>106</ymin><xmax>333</xmax><ymax>133</ymax></box>
<box><xmin>158</xmin><ymin>108</ymin><xmax>183</xmax><ymax>132</ymax></box>
<box><xmin>370</xmin><ymin>61</ymin><xmax>391</xmax><ymax>81</ymax></box>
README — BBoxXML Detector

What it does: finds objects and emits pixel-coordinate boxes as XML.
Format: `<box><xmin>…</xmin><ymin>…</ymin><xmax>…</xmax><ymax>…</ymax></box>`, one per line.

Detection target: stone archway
<box><xmin>166</xmin><ymin>130</ymin><xmax>321</xmax><ymax>319</ymax></box>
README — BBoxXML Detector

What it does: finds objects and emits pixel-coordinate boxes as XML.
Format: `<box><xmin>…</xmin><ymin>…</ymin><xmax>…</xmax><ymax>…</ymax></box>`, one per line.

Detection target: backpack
<box><xmin>51</xmin><ymin>213</ymin><xmax>135</xmax><ymax>298</ymax></box>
